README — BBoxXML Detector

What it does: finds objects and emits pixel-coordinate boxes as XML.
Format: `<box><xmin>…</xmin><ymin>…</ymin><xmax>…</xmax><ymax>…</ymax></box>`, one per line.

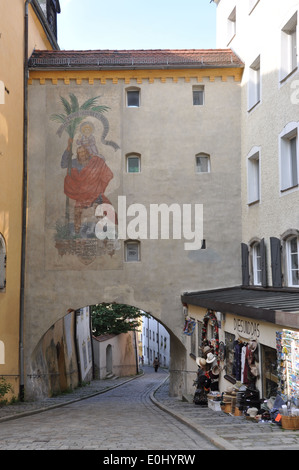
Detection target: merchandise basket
<box><xmin>281</xmin><ymin>415</ymin><xmax>299</xmax><ymax>430</ymax></box>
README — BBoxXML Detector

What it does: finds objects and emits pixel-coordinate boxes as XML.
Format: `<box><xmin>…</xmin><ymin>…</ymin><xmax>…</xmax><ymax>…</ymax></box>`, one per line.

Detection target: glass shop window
<box><xmin>261</xmin><ymin>345</ymin><xmax>279</xmax><ymax>398</ymax></box>
<box><xmin>225</xmin><ymin>332</ymin><xmax>235</xmax><ymax>377</ymax></box>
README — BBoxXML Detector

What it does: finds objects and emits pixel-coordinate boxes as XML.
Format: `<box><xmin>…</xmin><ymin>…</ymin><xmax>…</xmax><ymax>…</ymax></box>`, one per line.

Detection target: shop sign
<box><xmin>234</xmin><ymin>317</ymin><xmax>260</xmax><ymax>338</ymax></box>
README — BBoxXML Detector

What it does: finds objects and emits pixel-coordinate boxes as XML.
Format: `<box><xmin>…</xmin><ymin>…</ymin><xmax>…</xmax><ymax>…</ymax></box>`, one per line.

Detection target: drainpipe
<box><xmin>147</xmin><ymin>316</ymin><xmax>150</xmax><ymax>365</ymax></box>
<box><xmin>19</xmin><ymin>0</ymin><xmax>31</xmax><ymax>402</ymax></box>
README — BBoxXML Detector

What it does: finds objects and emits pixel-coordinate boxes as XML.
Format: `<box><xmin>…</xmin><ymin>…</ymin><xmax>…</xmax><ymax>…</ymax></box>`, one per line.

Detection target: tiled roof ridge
<box><xmin>29</xmin><ymin>48</ymin><xmax>244</xmax><ymax>69</ymax></box>
<box><xmin>32</xmin><ymin>48</ymin><xmax>238</xmax><ymax>55</ymax></box>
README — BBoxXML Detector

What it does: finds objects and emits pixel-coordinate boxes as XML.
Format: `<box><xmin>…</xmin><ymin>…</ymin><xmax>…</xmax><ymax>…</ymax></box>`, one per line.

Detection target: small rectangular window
<box><xmin>247</xmin><ymin>152</ymin><xmax>260</xmax><ymax>203</ymax></box>
<box><xmin>227</xmin><ymin>7</ymin><xmax>236</xmax><ymax>45</ymax></box>
<box><xmin>196</xmin><ymin>154</ymin><xmax>210</xmax><ymax>173</ymax></box>
<box><xmin>280</xmin><ymin>128</ymin><xmax>298</xmax><ymax>191</ymax></box>
<box><xmin>125</xmin><ymin>241</ymin><xmax>140</xmax><ymax>262</ymax></box>
<box><xmin>127</xmin><ymin>90</ymin><xmax>140</xmax><ymax>107</ymax></box>
<box><xmin>127</xmin><ymin>155</ymin><xmax>140</xmax><ymax>173</ymax></box>
<box><xmin>281</xmin><ymin>13</ymin><xmax>297</xmax><ymax>82</ymax></box>
<box><xmin>248</xmin><ymin>56</ymin><xmax>260</xmax><ymax>110</ymax></box>
<box><xmin>193</xmin><ymin>86</ymin><xmax>204</xmax><ymax>106</ymax></box>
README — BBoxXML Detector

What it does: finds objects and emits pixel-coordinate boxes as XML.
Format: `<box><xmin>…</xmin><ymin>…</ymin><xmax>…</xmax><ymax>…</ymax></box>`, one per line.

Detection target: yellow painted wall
<box><xmin>0</xmin><ymin>0</ymin><xmax>54</xmax><ymax>400</ymax></box>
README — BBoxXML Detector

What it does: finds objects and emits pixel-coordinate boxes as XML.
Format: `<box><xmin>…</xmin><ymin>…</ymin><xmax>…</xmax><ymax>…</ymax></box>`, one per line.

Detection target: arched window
<box><xmin>0</xmin><ymin>234</ymin><xmax>6</xmax><ymax>291</ymax></box>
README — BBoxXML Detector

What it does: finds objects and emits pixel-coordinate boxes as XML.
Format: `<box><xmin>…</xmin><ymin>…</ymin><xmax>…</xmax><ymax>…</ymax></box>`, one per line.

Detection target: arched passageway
<box><xmin>27</xmin><ymin>302</ymin><xmax>183</xmax><ymax>400</ymax></box>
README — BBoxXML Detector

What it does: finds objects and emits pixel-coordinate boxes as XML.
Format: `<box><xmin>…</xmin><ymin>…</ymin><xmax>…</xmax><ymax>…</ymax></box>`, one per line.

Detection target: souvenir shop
<box><xmin>182</xmin><ymin>287</ymin><xmax>299</xmax><ymax>429</ymax></box>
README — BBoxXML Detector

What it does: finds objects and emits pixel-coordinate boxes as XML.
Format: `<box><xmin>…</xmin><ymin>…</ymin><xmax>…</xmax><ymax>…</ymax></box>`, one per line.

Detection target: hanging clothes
<box><xmin>233</xmin><ymin>340</ymin><xmax>242</xmax><ymax>380</ymax></box>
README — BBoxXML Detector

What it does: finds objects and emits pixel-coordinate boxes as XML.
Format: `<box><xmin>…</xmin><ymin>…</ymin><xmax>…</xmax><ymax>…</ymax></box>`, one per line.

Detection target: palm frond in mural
<box><xmin>50</xmin><ymin>93</ymin><xmax>109</xmax><ymax>140</ymax></box>
<box><xmin>50</xmin><ymin>94</ymin><xmax>110</xmax><ymax>229</ymax></box>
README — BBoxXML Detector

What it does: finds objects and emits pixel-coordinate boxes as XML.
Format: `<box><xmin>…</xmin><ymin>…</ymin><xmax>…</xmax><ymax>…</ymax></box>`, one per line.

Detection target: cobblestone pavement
<box><xmin>0</xmin><ymin>366</ymin><xmax>299</xmax><ymax>451</ymax></box>
<box><xmin>154</xmin><ymin>378</ymin><xmax>299</xmax><ymax>451</ymax></box>
<box><xmin>0</xmin><ymin>367</ymin><xmax>216</xmax><ymax>451</ymax></box>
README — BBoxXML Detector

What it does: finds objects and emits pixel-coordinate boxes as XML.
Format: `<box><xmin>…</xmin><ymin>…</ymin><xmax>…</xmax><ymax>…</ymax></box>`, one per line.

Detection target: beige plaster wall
<box><xmin>92</xmin><ymin>332</ymin><xmax>137</xmax><ymax>379</ymax></box>
<box><xmin>0</xmin><ymin>0</ymin><xmax>55</xmax><ymax>399</ymax></box>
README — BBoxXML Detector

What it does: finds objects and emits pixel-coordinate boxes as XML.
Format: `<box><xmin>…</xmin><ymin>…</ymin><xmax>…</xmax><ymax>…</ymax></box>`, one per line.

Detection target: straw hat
<box><xmin>196</xmin><ymin>357</ymin><xmax>206</xmax><ymax>368</ymax></box>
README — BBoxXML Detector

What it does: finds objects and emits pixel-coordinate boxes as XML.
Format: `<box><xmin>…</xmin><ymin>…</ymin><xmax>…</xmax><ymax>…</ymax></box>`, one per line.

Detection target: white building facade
<box><xmin>182</xmin><ymin>1</ymin><xmax>299</xmax><ymax>406</ymax></box>
<box><xmin>142</xmin><ymin>316</ymin><xmax>170</xmax><ymax>369</ymax></box>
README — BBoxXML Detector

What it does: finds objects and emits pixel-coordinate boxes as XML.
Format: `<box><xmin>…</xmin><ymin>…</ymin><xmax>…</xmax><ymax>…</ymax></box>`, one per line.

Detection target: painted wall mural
<box><xmin>46</xmin><ymin>93</ymin><xmax>121</xmax><ymax>269</ymax></box>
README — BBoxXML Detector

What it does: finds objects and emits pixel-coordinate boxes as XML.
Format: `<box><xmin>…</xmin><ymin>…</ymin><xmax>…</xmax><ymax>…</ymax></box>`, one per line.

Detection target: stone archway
<box><xmin>25</xmin><ymin>66</ymin><xmax>243</xmax><ymax>401</ymax></box>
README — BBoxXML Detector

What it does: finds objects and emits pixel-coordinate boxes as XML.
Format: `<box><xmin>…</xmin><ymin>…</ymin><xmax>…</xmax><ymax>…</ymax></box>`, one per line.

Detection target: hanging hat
<box><xmin>248</xmin><ymin>340</ymin><xmax>258</xmax><ymax>352</ymax></box>
<box><xmin>202</xmin><ymin>346</ymin><xmax>212</xmax><ymax>356</ymax></box>
<box><xmin>209</xmin><ymin>364</ymin><xmax>220</xmax><ymax>379</ymax></box>
<box><xmin>206</xmin><ymin>352</ymin><xmax>216</xmax><ymax>363</ymax></box>
<box><xmin>196</xmin><ymin>357</ymin><xmax>206</xmax><ymax>367</ymax></box>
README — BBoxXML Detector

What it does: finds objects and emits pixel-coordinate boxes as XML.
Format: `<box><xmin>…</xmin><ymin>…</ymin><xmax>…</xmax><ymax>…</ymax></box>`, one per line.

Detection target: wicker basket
<box><xmin>281</xmin><ymin>415</ymin><xmax>299</xmax><ymax>430</ymax></box>
<box><xmin>234</xmin><ymin>407</ymin><xmax>243</xmax><ymax>416</ymax></box>
<box><xmin>221</xmin><ymin>403</ymin><xmax>232</xmax><ymax>413</ymax></box>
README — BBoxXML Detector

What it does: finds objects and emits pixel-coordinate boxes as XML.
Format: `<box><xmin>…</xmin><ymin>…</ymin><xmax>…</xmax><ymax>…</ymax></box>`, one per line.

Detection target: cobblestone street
<box><xmin>0</xmin><ymin>368</ymin><xmax>217</xmax><ymax>451</ymax></box>
<box><xmin>1</xmin><ymin>367</ymin><xmax>299</xmax><ymax>453</ymax></box>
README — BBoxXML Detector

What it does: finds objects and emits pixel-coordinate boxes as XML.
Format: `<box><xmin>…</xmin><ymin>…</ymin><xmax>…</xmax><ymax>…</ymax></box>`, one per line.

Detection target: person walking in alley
<box><xmin>153</xmin><ymin>357</ymin><xmax>160</xmax><ymax>372</ymax></box>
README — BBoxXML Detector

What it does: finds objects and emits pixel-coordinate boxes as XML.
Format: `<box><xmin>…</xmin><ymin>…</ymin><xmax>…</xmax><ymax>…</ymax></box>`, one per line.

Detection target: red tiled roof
<box><xmin>29</xmin><ymin>48</ymin><xmax>243</xmax><ymax>69</ymax></box>
<box><xmin>93</xmin><ymin>334</ymin><xmax>116</xmax><ymax>342</ymax></box>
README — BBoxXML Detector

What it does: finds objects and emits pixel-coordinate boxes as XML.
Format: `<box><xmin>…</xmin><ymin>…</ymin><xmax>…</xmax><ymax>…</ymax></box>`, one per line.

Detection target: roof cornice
<box><xmin>28</xmin><ymin>66</ymin><xmax>244</xmax><ymax>86</ymax></box>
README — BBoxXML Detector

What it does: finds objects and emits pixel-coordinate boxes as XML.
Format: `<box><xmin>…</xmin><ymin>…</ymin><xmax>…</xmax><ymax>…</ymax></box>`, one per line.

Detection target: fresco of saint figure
<box><xmin>61</xmin><ymin>137</ymin><xmax>115</xmax><ymax>234</ymax></box>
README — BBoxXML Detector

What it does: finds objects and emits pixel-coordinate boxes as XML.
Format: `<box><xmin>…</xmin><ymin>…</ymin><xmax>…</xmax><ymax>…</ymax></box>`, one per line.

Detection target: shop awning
<box><xmin>181</xmin><ymin>286</ymin><xmax>299</xmax><ymax>330</ymax></box>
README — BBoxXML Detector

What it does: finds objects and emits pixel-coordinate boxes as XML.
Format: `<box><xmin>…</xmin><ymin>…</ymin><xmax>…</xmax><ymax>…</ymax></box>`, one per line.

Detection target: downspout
<box><xmin>19</xmin><ymin>0</ymin><xmax>31</xmax><ymax>402</ymax></box>
<box><xmin>157</xmin><ymin>320</ymin><xmax>159</xmax><ymax>362</ymax></box>
<box><xmin>89</xmin><ymin>306</ymin><xmax>95</xmax><ymax>379</ymax></box>
<box><xmin>147</xmin><ymin>316</ymin><xmax>150</xmax><ymax>365</ymax></box>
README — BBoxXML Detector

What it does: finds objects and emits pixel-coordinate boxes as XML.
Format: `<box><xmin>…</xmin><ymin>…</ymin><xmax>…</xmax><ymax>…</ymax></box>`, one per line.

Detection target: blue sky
<box><xmin>57</xmin><ymin>0</ymin><xmax>217</xmax><ymax>50</ymax></box>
